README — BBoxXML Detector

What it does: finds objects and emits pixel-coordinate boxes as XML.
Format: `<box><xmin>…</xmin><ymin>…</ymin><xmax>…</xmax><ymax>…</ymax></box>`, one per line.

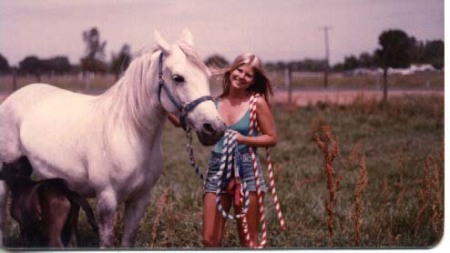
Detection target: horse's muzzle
<box><xmin>196</xmin><ymin>120</ymin><xmax>226</xmax><ymax>146</ymax></box>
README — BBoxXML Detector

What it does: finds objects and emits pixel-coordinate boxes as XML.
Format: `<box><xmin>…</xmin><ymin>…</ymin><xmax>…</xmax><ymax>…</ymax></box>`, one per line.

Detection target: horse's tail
<box><xmin>65</xmin><ymin>189</ymin><xmax>99</xmax><ymax>233</ymax></box>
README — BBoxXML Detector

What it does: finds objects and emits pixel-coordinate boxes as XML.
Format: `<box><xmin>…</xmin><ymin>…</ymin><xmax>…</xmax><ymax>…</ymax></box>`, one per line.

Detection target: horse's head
<box><xmin>0</xmin><ymin>157</ymin><xmax>33</xmax><ymax>183</ymax></box>
<box><xmin>154</xmin><ymin>29</ymin><xmax>225</xmax><ymax>146</ymax></box>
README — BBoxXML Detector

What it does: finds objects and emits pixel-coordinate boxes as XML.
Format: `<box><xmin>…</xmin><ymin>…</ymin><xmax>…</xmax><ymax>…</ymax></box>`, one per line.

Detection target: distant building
<box><xmin>344</xmin><ymin>68</ymin><xmax>381</xmax><ymax>76</ymax></box>
<box><xmin>388</xmin><ymin>64</ymin><xmax>436</xmax><ymax>75</ymax></box>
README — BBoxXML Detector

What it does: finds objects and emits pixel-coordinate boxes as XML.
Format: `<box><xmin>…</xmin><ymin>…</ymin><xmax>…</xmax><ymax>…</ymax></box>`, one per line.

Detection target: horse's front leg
<box><xmin>96</xmin><ymin>189</ymin><xmax>118</xmax><ymax>248</ymax></box>
<box><xmin>121</xmin><ymin>191</ymin><xmax>153</xmax><ymax>247</ymax></box>
<box><xmin>0</xmin><ymin>181</ymin><xmax>8</xmax><ymax>246</ymax></box>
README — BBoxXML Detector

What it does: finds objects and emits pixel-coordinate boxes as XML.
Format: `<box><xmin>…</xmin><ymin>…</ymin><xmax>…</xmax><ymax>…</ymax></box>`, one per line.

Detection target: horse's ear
<box><xmin>181</xmin><ymin>28</ymin><xmax>194</xmax><ymax>47</ymax></box>
<box><xmin>154</xmin><ymin>30</ymin><xmax>170</xmax><ymax>54</ymax></box>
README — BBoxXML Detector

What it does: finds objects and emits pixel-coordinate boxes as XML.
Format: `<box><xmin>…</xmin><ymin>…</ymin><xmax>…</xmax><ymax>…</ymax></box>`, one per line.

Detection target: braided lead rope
<box><xmin>214</xmin><ymin>130</ymin><xmax>251</xmax><ymax>221</ymax></box>
<box><xmin>265</xmin><ymin>147</ymin><xmax>287</xmax><ymax>230</ymax></box>
<box><xmin>185</xmin><ymin>128</ymin><xmax>251</xmax><ymax>220</ymax></box>
<box><xmin>185</xmin><ymin>129</ymin><xmax>205</xmax><ymax>180</ymax></box>
<box><xmin>248</xmin><ymin>94</ymin><xmax>267</xmax><ymax>248</ymax></box>
<box><xmin>248</xmin><ymin>93</ymin><xmax>287</xmax><ymax>248</ymax></box>
<box><xmin>239</xmin><ymin>183</ymin><xmax>251</xmax><ymax>246</ymax></box>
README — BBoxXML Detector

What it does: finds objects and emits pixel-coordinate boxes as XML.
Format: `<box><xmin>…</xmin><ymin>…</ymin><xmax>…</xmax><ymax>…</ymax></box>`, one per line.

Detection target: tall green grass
<box><xmin>2</xmin><ymin>94</ymin><xmax>444</xmax><ymax>249</ymax></box>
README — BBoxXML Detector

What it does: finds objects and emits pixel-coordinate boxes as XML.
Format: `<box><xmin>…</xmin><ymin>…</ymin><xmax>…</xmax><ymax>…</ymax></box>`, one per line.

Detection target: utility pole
<box><xmin>321</xmin><ymin>26</ymin><xmax>331</xmax><ymax>88</ymax></box>
<box><xmin>284</xmin><ymin>65</ymin><xmax>292</xmax><ymax>103</ymax></box>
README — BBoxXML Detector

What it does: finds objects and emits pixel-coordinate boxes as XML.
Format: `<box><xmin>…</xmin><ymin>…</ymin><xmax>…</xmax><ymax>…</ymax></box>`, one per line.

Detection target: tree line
<box><xmin>335</xmin><ymin>37</ymin><xmax>443</xmax><ymax>71</ymax></box>
<box><xmin>0</xmin><ymin>27</ymin><xmax>444</xmax><ymax>78</ymax></box>
<box><xmin>0</xmin><ymin>27</ymin><xmax>133</xmax><ymax>80</ymax></box>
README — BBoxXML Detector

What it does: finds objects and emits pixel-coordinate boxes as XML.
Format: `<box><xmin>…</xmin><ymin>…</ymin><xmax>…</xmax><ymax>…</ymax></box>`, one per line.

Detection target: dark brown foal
<box><xmin>0</xmin><ymin>156</ymin><xmax>98</xmax><ymax>248</ymax></box>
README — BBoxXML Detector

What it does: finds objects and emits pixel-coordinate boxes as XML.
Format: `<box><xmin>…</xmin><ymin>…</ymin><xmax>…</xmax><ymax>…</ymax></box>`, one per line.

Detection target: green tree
<box><xmin>0</xmin><ymin>53</ymin><xmax>10</xmax><ymax>74</ymax></box>
<box><xmin>343</xmin><ymin>55</ymin><xmax>359</xmax><ymax>70</ymax></box>
<box><xmin>49</xmin><ymin>56</ymin><xmax>71</xmax><ymax>74</ymax></box>
<box><xmin>424</xmin><ymin>40</ymin><xmax>444</xmax><ymax>69</ymax></box>
<box><xmin>19</xmin><ymin>56</ymin><xmax>43</xmax><ymax>81</ymax></box>
<box><xmin>375</xmin><ymin>29</ymin><xmax>413</xmax><ymax>102</ymax></box>
<box><xmin>81</xmin><ymin>27</ymin><xmax>108</xmax><ymax>74</ymax></box>
<box><xmin>111</xmin><ymin>44</ymin><xmax>132</xmax><ymax>80</ymax></box>
<box><xmin>408</xmin><ymin>37</ymin><xmax>425</xmax><ymax>63</ymax></box>
<box><xmin>204</xmin><ymin>54</ymin><xmax>229</xmax><ymax>68</ymax></box>
<box><xmin>19</xmin><ymin>56</ymin><xmax>41</xmax><ymax>74</ymax></box>
<box><xmin>358</xmin><ymin>52</ymin><xmax>375</xmax><ymax>68</ymax></box>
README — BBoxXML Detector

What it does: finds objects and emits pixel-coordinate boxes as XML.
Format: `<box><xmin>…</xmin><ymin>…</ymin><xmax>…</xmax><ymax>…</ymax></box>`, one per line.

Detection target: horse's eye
<box><xmin>172</xmin><ymin>75</ymin><xmax>185</xmax><ymax>83</ymax></box>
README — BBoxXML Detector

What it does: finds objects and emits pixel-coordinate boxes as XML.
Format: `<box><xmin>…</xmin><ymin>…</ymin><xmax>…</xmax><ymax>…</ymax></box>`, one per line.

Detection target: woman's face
<box><xmin>230</xmin><ymin>63</ymin><xmax>254</xmax><ymax>91</ymax></box>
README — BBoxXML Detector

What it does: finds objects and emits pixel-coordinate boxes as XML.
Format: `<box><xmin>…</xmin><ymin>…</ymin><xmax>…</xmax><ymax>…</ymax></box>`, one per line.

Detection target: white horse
<box><xmin>0</xmin><ymin>29</ymin><xmax>225</xmax><ymax>248</ymax></box>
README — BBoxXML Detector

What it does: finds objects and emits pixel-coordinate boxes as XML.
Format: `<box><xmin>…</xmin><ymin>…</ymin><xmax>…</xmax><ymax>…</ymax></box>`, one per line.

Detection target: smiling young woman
<box><xmin>167</xmin><ymin>53</ymin><xmax>276</xmax><ymax>247</ymax></box>
<box><xmin>202</xmin><ymin>53</ymin><xmax>276</xmax><ymax>247</ymax></box>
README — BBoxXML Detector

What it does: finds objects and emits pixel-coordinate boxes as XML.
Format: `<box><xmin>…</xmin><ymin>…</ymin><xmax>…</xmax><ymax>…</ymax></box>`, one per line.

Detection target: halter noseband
<box><xmin>157</xmin><ymin>53</ymin><xmax>213</xmax><ymax>130</ymax></box>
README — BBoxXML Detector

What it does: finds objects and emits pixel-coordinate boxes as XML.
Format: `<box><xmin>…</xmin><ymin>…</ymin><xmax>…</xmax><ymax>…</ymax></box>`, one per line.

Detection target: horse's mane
<box><xmin>97</xmin><ymin>43</ymin><xmax>209</xmax><ymax>138</ymax></box>
<box><xmin>97</xmin><ymin>51</ymin><xmax>157</xmax><ymax>138</ymax></box>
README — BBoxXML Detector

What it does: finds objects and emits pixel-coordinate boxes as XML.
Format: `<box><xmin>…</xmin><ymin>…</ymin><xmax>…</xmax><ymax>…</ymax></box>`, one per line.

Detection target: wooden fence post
<box><xmin>284</xmin><ymin>66</ymin><xmax>292</xmax><ymax>103</ymax></box>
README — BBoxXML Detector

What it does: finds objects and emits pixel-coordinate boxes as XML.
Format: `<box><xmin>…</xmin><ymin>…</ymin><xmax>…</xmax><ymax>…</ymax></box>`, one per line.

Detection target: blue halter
<box><xmin>157</xmin><ymin>53</ymin><xmax>213</xmax><ymax>131</ymax></box>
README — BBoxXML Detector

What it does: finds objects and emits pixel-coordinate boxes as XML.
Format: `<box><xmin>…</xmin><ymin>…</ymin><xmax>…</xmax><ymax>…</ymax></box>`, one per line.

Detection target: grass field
<box><xmin>2</xmin><ymin>91</ymin><xmax>444</xmax><ymax>249</ymax></box>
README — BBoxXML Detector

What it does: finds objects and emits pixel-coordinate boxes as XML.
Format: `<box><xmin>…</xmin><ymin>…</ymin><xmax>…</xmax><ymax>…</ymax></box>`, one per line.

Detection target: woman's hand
<box><xmin>168</xmin><ymin>113</ymin><xmax>181</xmax><ymax>127</ymax></box>
<box><xmin>235</xmin><ymin>96</ymin><xmax>277</xmax><ymax>147</ymax></box>
<box><xmin>235</xmin><ymin>131</ymin><xmax>244</xmax><ymax>143</ymax></box>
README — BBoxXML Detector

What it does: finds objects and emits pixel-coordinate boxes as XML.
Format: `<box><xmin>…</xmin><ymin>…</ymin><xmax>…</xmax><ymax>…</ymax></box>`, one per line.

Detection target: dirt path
<box><xmin>272</xmin><ymin>89</ymin><xmax>444</xmax><ymax>106</ymax></box>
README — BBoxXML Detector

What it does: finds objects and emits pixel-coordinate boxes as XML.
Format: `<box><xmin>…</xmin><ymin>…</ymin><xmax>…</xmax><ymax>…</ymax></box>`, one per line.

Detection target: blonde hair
<box><xmin>216</xmin><ymin>53</ymin><xmax>273</xmax><ymax>105</ymax></box>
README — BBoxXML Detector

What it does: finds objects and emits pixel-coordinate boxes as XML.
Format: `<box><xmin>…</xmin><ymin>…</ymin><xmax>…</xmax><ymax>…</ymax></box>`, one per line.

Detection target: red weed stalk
<box><xmin>395</xmin><ymin>152</ymin><xmax>406</xmax><ymax>208</ymax></box>
<box><xmin>415</xmin><ymin>155</ymin><xmax>443</xmax><ymax>239</ymax></box>
<box><xmin>162</xmin><ymin>192</ymin><xmax>174</xmax><ymax>247</ymax></box>
<box><xmin>379</xmin><ymin>177</ymin><xmax>394</xmax><ymax>243</ymax></box>
<box><xmin>315</xmin><ymin>126</ymin><xmax>342</xmax><ymax>240</ymax></box>
<box><xmin>431</xmin><ymin>159</ymin><xmax>443</xmax><ymax>237</ymax></box>
<box><xmin>352</xmin><ymin>155</ymin><xmax>368</xmax><ymax>246</ymax></box>
<box><xmin>348</xmin><ymin>141</ymin><xmax>362</xmax><ymax>166</ymax></box>
<box><xmin>381</xmin><ymin>177</ymin><xmax>390</xmax><ymax>205</ymax></box>
<box><xmin>415</xmin><ymin>157</ymin><xmax>432</xmax><ymax>236</ymax></box>
<box><xmin>150</xmin><ymin>187</ymin><xmax>169</xmax><ymax>247</ymax></box>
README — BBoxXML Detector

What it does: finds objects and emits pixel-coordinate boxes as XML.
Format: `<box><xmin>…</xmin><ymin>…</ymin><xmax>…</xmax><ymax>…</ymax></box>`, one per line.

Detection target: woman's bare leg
<box><xmin>202</xmin><ymin>193</ymin><xmax>232</xmax><ymax>247</ymax></box>
<box><xmin>236</xmin><ymin>192</ymin><xmax>264</xmax><ymax>247</ymax></box>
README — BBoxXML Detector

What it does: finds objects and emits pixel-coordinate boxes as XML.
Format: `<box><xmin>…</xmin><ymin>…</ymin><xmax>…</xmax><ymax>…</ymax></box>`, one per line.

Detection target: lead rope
<box><xmin>248</xmin><ymin>93</ymin><xmax>286</xmax><ymax>248</ymax></box>
<box><xmin>185</xmin><ymin>129</ymin><xmax>205</xmax><ymax>181</ymax></box>
<box><xmin>185</xmin><ymin>129</ymin><xmax>252</xmax><ymax>244</ymax></box>
<box><xmin>213</xmin><ymin>130</ymin><xmax>250</xmax><ymax>219</ymax></box>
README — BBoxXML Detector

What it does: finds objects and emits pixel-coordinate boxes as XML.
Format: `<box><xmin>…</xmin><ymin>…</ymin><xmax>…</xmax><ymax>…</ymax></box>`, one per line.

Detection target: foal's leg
<box><xmin>0</xmin><ymin>181</ymin><xmax>7</xmax><ymax>246</ymax></box>
<box><xmin>121</xmin><ymin>191</ymin><xmax>153</xmax><ymax>247</ymax></box>
<box><xmin>66</xmin><ymin>206</ymin><xmax>80</xmax><ymax>247</ymax></box>
<box><xmin>96</xmin><ymin>189</ymin><xmax>118</xmax><ymax>248</ymax></box>
<box><xmin>43</xmin><ymin>197</ymin><xmax>70</xmax><ymax>248</ymax></box>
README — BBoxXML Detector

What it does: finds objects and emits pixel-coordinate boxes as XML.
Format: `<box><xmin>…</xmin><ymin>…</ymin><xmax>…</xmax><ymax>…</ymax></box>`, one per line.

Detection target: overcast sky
<box><xmin>0</xmin><ymin>0</ymin><xmax>444</xmax><ymax>66</ymax></box>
